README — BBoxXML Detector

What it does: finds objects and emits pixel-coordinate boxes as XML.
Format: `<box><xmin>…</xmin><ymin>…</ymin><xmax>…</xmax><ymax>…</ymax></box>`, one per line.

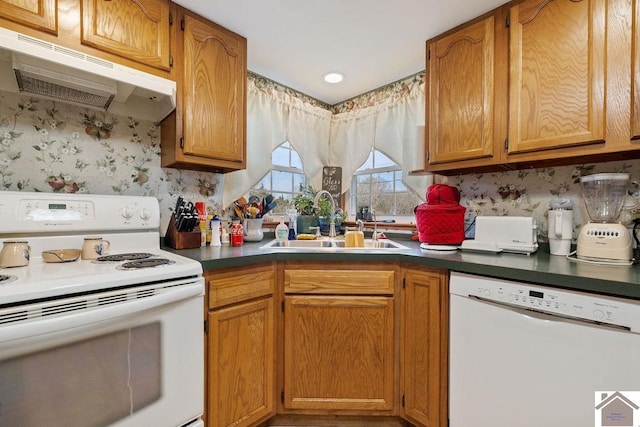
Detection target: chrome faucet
<box><xmin>313</xmin><ymin>190</ymin><xmax>337</xmax><ymax>238</ymax></box>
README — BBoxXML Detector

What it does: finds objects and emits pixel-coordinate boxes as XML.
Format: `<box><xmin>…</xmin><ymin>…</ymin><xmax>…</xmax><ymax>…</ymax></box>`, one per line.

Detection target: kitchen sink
<box><xmin>260</xmin><ymin>238</ymin><xmax>411</xmax><ymax>251</ymax></box>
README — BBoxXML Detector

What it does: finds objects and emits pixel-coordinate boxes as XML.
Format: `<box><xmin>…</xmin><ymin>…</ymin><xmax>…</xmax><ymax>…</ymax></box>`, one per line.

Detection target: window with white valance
<box><xmin>222</xmin><ymin>75</ymin><xmax>432</xmax><ymax>213</ymax></box>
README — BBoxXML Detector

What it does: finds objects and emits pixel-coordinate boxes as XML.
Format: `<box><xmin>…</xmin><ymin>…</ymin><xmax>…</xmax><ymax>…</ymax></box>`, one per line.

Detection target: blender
<box><xmin>576</xmin><ymin>173</ymin><xmax>632</xmax><ymax>263</ymax></box>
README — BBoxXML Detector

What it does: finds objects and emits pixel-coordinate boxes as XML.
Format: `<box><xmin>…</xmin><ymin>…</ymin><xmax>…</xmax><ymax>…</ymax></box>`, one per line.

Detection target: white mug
<box><xmin>548</xmin><ymin>209</ymin><xmax>573</xmax><ymax>255</ymax></box>
<box><xmin>0</xmin><ymin>240</ymin><xmax>31</xmax><ymax>268</ymax></box>
<box><xmin>82</xmin><ymin>236</ymin><xmax>111</xmax><ymax>260</ymax></box>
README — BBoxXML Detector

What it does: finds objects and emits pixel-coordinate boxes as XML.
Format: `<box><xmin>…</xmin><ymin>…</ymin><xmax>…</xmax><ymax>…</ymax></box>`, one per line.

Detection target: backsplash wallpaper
<box><xmin>0</xmin><ymin>91</ymin><xmax>224</xmax><ymax>234</ymax></box>
<box><xmin>2</xmin><ymin>77</ymin><xmax>640</xmax><ymax>243</ymax></box>
<box><xmin>449</xmin><ymin>162</ymin><xmax>640</xmax><ymax>242</ymax></box>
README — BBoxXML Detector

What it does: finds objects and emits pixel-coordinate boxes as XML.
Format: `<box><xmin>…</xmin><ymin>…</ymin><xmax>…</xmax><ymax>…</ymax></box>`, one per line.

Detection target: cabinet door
<box><xmin>80</xmin><ymin>0</ymin><xmax>170</xmax><ymax>70</ymax></box>
<box><xmin>208</xmin><ymin>297</ymin><xmax>276</xmax><ymax>427</ymax></box>
<box><xmin>508</xmin><ymin>0</ymin><xmax>606</xmax><ymax>154</ymax></box>
<box><xmin>182</xmin><ymin>12</ymin><xmax>246</xmax><ymax>165</ymax></box>
<box><xmin>283</xmin><ymin>295</ymin><xmax>395</xmax><ymax>412</ymax></box>
<box><xmin>0</xmin><ymin>0</ymin><xmax>56</xmax><ymax>34</ymax></box>
<box><xmin>401</xmin><ymin>267</ymin><xmax>447</xmax><ymax>427</ymax></box>
<box><xmin>633</xmin><ymin>0</ymin><xmax>640</xmax><ymax>140</ymax></box>
<box><xmin>426</xmin><ymin>15</ymin><xmax>499</xmax><ymax>166</ymax></box>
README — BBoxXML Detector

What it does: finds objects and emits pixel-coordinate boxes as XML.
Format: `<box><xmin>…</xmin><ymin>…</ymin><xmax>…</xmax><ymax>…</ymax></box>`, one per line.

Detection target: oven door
<box><xmin>0</xmin><ymin>277</ymin><xmax>204</xmax><ymax>427</ymax></box>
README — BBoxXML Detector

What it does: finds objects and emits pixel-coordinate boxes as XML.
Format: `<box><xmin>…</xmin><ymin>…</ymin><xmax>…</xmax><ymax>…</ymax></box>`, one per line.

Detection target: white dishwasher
<box><xmin>449</xmin><ymin>272</ymin><xmax>640</xmax><ymax>427</ymax></box>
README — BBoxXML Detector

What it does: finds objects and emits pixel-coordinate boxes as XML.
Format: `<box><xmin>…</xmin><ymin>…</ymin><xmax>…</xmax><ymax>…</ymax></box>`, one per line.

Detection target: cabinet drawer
<box><xmin>207</xmin><ymin>263</ymin><xmax>275</xmax><ymax>309</ymax></box>
<box><xmin>284</xmin><ymin>266</ymin><xmax>395</xmax><ymax>295</ymax></box>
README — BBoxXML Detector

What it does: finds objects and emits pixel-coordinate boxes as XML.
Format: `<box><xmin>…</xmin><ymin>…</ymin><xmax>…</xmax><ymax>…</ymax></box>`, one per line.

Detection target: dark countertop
<box><xmin>163</xmin><ymin>238</ymin><xmax>640</xmax><ymax>300</ymax></box>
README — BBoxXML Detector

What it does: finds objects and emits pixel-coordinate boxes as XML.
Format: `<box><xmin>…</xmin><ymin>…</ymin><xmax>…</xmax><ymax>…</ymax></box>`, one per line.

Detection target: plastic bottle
<box><xmin>287</xmin><ymin>209</ymin><xmax>297</xmax><ymax>240</ymax></box>
<box><xmin>221</xmin><ymin>222</ymin><xmax>230</xmax><ymax>244</ymax></box>
<box><xmin>210</xmin><ymin>217</ymin><xmax>221</xmax><ymax>247</ymax></box>
<box><xmin>275</xmin><ymin>216</ymin><xmax>288</xmax><ymax>241</ymax></box>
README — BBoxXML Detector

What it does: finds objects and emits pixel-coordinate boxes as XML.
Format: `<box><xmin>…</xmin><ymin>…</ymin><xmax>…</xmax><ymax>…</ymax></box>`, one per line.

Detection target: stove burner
<box><xmin>0</xmin><ymin>275</ymin><xmax>17</xmax><ymax>285</ymax></box>
<box><xmin>95</xmin><ymin>253</ymin><xmax>154</xmax><ymax>263</ymax></box>
<box><xmin>118</xmin><ymin>258</ymin><xmax>175</xmax><ymax>270</ymax></box>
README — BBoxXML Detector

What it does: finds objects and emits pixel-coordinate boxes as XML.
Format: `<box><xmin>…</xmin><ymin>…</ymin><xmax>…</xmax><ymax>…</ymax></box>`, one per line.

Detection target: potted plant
<box><xmin>292</xmin><ymin>184</ymin><xmax>320</xmax><ymax>234</ymax></box>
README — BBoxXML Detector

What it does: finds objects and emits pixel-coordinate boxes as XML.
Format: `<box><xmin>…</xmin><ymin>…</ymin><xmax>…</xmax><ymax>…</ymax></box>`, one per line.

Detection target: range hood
<box><xmin>0</xmin><ymin>27</ymin><xmax>176</xmax><ymax>122</ymax></box>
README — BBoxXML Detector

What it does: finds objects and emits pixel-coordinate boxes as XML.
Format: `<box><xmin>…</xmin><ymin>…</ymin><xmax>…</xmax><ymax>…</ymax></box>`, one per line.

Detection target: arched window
<box><xmin>251</xmin><ymin>141</ymin><xmax>307</xmax><ymax>214</ymax></box>
<box><xmin>350</xmin><ymin>149</ymin><xmax>421</xmax><ymax>220</ymax></box>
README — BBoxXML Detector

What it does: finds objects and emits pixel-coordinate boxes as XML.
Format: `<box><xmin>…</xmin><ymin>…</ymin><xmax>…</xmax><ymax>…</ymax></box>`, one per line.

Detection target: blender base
<box><xmin>576</xmin><ymin>222</ymin><xmax>632</xmax><ymax>264</ymax></box>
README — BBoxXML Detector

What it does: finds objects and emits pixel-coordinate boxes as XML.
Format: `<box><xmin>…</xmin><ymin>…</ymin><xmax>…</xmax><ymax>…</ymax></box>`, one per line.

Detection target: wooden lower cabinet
<box><xmin>400</xmin><ymin>265</ymin><xmax>448</xmax><ymax>427</ymax></box>
<box><xmin>283</xmin><ymin>295</ymin><xmax>395</xmax><ymax>412</ymax></box>
<box><xmin>204</xmin><ymin>261</ymin><xmax>448</xmax><ymax>427</ymax></box>
<box><xmin>205</xmin><ymin>264</ymin><xmax>277</xmax><ymax>427</ymax></box>
<box><xmin>280</xmin><ymin>262</ymin><xmax>397</xmax><ymax>415</ymax></box>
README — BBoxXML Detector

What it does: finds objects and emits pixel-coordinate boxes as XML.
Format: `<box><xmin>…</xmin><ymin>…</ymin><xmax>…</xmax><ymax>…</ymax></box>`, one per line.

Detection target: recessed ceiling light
<box><xmin>324</xmin><ymin>72</ymin><xmax>344</xmax><ymax>83</ymax></box>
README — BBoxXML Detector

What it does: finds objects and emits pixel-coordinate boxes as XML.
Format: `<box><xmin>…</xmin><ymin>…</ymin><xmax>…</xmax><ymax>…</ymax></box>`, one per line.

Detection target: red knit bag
<box><xmin>415</xmin><ymin>184</ymin><xmax>466</xmax><ymax>245</ymax></box>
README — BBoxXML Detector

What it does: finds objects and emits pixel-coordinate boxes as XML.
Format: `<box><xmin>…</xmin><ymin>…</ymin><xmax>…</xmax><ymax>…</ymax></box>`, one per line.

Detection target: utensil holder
<box><xmin>164</xmin><ymin>213</ymin><xmax>201</xmax><ymax>249</ymax></box>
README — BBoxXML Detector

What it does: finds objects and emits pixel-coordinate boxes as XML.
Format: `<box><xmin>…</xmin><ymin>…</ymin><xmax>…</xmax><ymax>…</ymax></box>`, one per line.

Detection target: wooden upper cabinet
<box><xmin>0</xmin><ymin>0</ymin><xmax>57</xmax><ymax>34</ymax></box>
<box><xmin>426</xmin><ymin>15</ymin><xmax>499</xmax><ymax>166</ymax></box>
<box><xmin>161</xmin><ymin>6</ymin><xmax>247</xmax><ymax>173</ymax></box>
<box><xmin>633</xmin><ymin>0</ymin><xmax>640</xmax><ymax>140</ymax></box>
<box><xmin>507</xmin><ymin>0</ymin><xmax>606</xmax><ymax>154</ymax></box>
<box><xmin>80</xmin><ymin>0</ymin><xmax>170</xmax><ymax>70</ymax></box>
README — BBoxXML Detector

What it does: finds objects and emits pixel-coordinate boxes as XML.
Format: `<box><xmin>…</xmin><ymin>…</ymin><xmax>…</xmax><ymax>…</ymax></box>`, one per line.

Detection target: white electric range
<box><xmin>0</xmin><ymin>191</ymin><xmax>204</xmax><ymax>427</ymax></box>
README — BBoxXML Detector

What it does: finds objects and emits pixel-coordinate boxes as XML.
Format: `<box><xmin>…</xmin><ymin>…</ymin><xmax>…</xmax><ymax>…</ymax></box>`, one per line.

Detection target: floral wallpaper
<box><xmin>450</xmin><ymin>161</ymin><xmax>640</xmax><ymax>243</ymax></box>
<box><xmin>0</xmin><ymin>91</ymin><xmax>224</xmax><ymax>234</ymax></box>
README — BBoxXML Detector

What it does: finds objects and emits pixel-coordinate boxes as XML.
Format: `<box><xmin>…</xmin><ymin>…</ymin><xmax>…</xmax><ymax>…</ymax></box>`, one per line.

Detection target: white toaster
<box><xmin>461</xmin><ymin>216</ymin><xmax>538</xmax><ymax>254</ymax></box>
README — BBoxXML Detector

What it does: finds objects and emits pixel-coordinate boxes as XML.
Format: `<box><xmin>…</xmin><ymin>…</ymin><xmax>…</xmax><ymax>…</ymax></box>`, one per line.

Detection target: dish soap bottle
<box><xmin>275</xmin><ymin>216</ymin><xmax>288</xmax><ymax>241</ymax></box>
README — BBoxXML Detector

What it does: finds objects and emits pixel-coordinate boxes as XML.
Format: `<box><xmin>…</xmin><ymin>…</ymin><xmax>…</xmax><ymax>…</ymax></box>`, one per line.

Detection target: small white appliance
<box><xmin>547</xmin><ymin>198</ymin><xmax>573</xmax><ymax>256</ymax></box>
<box><xmin>459</xmin><ymin>216</ymin><xmax>538</xmax><ymax>254</ymax></box>
<box><xmin>0</xmin><ymin>191</ymin><xmax>204</xmax><ymax>427</ymax></box>
<box><xmin>576</xmin><ymin>173</ymin><xmax>632</xmax><ymax>264</ymax></box>
<box><xmin>449</xmin><ymin>272</ymin><xmax>640</xmax><ymax>427</ymax></box>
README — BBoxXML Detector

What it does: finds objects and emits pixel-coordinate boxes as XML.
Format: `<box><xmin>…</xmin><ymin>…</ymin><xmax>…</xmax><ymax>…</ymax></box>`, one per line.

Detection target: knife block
<box><xmin>164</xmin><ymin>213</ymin><xmax>202</xmax><ymax>249</ymax></box>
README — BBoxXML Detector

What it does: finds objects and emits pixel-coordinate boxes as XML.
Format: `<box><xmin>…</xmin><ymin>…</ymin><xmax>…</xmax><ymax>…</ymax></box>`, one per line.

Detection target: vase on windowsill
<box><xmin>296</xmin><ymin>215</ymin><xmax>319</xmax><ymax>235</ymax></box>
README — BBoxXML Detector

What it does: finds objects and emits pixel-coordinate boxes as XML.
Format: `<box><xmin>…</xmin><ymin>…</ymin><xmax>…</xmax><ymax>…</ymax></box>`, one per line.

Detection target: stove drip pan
<box><xmin>94</xmin><ymin>253</ymin><xmax>154</xmax><ymax>263</ymax></box>
<box><xmin>118</xmin><ymin>258</ymin><xmax>175</xmax><ymax>270</ymax></box>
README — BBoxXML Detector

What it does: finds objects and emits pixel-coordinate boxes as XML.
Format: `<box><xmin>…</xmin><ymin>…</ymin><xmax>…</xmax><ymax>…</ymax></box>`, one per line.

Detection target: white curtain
<box><xmin>222</xmin><ymin>80</ymin><xmax>332</xmax><ymax>208</ymax></box>
<box><xmin>223</xmin><ymin>75</ymin><xmax>432</xmax><ymax>207</ymax></box>
<box><xmin>329</xmin><ymin>82</ymin><xmax>432</xmax><ymax>199</ymax></box>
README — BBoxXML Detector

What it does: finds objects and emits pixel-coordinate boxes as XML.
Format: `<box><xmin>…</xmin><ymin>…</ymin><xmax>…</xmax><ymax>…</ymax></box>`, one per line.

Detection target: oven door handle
<box><xmin>0</xmin><ymin>280</ymin><xmax>203</xmax><ymax>347</ymax></box>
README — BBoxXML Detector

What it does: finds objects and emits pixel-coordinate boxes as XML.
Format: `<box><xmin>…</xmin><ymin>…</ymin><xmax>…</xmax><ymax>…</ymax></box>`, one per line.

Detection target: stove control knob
<box><xmin>121</xmin><ymin>207</ymin><xmax>134</xmax><ymax>220</ymax></box>
<box><xmin>139</xmin><ymin>208</ymin><xmax>151</xmax><ymax>220</ymax></box>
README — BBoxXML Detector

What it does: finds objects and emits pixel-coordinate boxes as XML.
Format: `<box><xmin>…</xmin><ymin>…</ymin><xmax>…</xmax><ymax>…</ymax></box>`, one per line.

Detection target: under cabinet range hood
<box><xmin>0</xmin><ymin>27</ymin><xmax>176</xmax><ymax>122</ymax></box>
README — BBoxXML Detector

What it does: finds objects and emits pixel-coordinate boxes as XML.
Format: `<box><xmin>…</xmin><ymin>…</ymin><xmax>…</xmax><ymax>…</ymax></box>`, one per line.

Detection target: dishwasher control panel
<box><xmin>450</xmin><ymin>272</ymin><xmax>640</xmax><ymax>332</ymax></box>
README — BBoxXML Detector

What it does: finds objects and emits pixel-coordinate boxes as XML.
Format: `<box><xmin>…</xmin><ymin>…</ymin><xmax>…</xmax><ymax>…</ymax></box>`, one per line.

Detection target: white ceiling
<box><xmin>173</xmin><ymin>0</ymin><xmax>506</xmax><ymax>105</ymax></box>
